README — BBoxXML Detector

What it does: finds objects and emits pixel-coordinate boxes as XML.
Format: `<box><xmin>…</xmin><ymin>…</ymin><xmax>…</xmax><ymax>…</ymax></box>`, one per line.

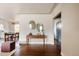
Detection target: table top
<box><xmin>27</xmin><ymin>34</ymin><xmax>47</xmax><ymax>39</ymax></box>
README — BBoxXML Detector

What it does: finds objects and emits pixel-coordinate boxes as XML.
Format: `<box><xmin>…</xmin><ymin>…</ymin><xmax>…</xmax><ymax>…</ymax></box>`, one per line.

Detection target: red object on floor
<box><xmin>1</xmin><ymin>41</ymin><xmax>15</xmax><ymax>52</ymax></box>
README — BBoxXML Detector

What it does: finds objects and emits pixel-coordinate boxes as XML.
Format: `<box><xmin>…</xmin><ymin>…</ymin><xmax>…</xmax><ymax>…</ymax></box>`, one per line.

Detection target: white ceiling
<box><xmin>0</xmin><ymin>3</ymin><xmax>56</xmax><ymax>22</ymax></box>
<box><xmin>17</xmin><ymin>3</ymin><xmax>56</xmax><ymax>14</ymax></box>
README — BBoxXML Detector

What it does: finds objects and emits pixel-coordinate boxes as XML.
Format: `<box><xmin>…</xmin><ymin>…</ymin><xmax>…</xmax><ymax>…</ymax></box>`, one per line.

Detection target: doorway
<box><xmin>14</xmin><ymin>23</ymin><xmax>20</xmax><ymax>47</ymax></box>
<box><xmin>53</xmin><ymin>13</ymin><xmax>61</xmax><ymax>55</ymax></box>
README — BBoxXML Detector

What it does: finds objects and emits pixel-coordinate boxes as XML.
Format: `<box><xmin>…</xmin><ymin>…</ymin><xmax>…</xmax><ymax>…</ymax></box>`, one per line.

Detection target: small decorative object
<box><xmin>37</xmin><ymin>23</ymin><xmax>40</xmax><ymax>32</ymax></box>
<box><xmin>29</xmin><ymin>32</ymin><xmax>32</xmax><ymax>35</ymax></box>
<box><xmin>37</xmin><ymin>23</ymin><xmax>44</xmax><ymax>32</ymax></box>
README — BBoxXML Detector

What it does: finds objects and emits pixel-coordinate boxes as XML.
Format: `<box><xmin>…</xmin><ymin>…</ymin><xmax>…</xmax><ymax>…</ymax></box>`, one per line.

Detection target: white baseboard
<box><xmin>19</xmin><ymin>41</ymin><xmax>54</xmax><ymax>45</ymax></box>
<box><xmin>61</xmin><ymin>52</ymin><xmax>64</xmax><ymax>56</ymax></box>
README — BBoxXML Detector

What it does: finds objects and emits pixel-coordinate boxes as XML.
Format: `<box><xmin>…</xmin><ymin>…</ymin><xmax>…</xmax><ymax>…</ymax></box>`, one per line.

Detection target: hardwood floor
<box><xmin>12</xmin><ymin>44</ymin><xmax>61</xmax><ymax>56</ymax></box>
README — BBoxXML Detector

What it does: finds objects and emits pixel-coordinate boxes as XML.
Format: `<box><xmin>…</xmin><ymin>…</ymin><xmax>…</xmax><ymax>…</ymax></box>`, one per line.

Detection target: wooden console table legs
<box><xmin>43</xmin><ymin>38</ymin><xmax>45</xmax><ymax>45</ymax></box>
<box><xmin>26</xmin><ymin>35</ymin><xmax>47</xmax><ymax>45</ymax></box>
<box><xmin>27</xmin><ymin>38</ymin><xmax>45</xmax><ymax>45</ymax></box>
<box><xmin>27</xmin><ymin>39</ymin><xmax>29</xmax><ymax>45</ymax></box>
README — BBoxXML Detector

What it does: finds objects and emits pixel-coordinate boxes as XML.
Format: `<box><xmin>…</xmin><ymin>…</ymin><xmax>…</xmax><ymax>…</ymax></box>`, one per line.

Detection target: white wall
<box><xmin>0</xmin><ymin>19</ymin><xmax>14</xmax><ymax>39</ymax></box>
<box><xmin>0</xmin><ymin>19</ymin><xmax>9</xmax><ymax>32</ymax></box>
<box><xmin>9</xmin><ymin>22</ymin><xmax>14</xmax><ymax>33</ymax></box>
<box><xmin>15</xmin><ymin>14</ymin><xmax>54</xmax><ymax>44</ymax></box>
<box><xmin>51</xmin><ymin>3</ymin><xmax>79</xmax><ymax>56</ymax></box>
<box><xmin>61</xmin><ymin>4</ymin><xmax>79</xmax><ymax>56</ymax></box>
<box><xmin>15</xmin><ymin>4</ymin><xmax>79</xmax><ymax>55</ymax></box>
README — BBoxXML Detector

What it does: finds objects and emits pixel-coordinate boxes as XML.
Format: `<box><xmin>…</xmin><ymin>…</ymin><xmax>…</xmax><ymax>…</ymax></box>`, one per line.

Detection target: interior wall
<box><xmin>61</xmin><ymin>4</ymin><xmax>79</xmax><ymax>56</ymax></box>
<box><xmin>0</xmin><ymin>19</ymin><xmax>9</xmax><ymax>32</ymax></box>
<box><xmin>50</xmin><ymin>4</ymin><xmax>62</xmax><ymax>43</ymax></box>
<box><xmin>0</xmin><ymin>19</ymin><xmax>14</xmax><ymax>39</ymax></box>
<box><xmin>15</xmin><ymin>14</ymin><xmax>54</xmax><ymax>44</ymax></box>
<box><xmin>51</xmin><ymin>3</ymin><xmax>79</xmax><ymax>56</ymax></box>
<box><xmin>9</xmin><ymin>22</ymin><xmax>14</xmax><ymax>33</ymax></box>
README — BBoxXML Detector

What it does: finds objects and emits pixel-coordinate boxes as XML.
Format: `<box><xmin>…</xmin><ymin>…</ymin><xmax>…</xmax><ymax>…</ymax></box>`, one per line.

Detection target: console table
<box><xmin>26</xmin><ymin>35</ymin><xmax>47</xmax><ymax>45</ymax></box>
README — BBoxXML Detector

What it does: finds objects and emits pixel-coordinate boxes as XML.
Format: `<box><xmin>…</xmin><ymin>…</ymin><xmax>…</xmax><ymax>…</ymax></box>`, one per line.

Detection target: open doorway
<box><xmin>14</xmin><ymin>23</ymin><xmax>20</xmax><ymax>47</ymax></box>
<box><xmin>14</xmin><ymin>23</ymin><xmax>20</xmax><ymax>41</ymax></box>
<box><xmin>53</xmin><ymin>13</ymin><xmax>61</xmax><ymax>55</ymax></box>
<box><xmin>0</xmin><ymin>24</ymin><xmax>4</xmax><ymax>49</ymax></box>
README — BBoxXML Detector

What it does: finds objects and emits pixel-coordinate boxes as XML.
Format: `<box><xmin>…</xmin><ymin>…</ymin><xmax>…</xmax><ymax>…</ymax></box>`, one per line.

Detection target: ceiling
<box><xmin>0</xmin><ymin>3</ymin><xmax>56</xmax><ymax>22</ymax></box>
<box><xmin>17</xmin><ymin>3</ymin><xmax>56</xmax><ymax>14</ymax></box>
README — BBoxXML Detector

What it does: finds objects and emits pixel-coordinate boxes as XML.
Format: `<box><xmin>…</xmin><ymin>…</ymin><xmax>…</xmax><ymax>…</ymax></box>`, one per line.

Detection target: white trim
<box><xmin>61</xmin><ymin>52</ymin><xmax>64</xmax><ymax>56</ymax></box>
<box><xmin>19</xmin><ymin>41</ymin><xmax>54</xmax><ymax>45</ymax></box>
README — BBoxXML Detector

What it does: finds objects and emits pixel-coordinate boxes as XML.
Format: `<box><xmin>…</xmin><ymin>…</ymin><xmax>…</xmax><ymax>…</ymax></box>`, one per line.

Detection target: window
<box><xmin>0</xmin><ymin>24</ymin><xmax>4</xmax><ymax>31</ymax></box>
<box><xmin>14</xmin><ymin>24</ymin><xmax>20</xmax><ymax>33</ymax></box>
<box><xmin>0</xmin><ymin>24</ymin><xmax>4</xmax><ymax>39</ymax></box>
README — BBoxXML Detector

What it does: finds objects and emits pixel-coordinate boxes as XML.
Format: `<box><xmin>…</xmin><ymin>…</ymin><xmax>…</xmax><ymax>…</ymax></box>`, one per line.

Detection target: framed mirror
<box><xmin>29</xmin><ymin>20</ymin><xmax>36</xmax><ymax>30</ymax></box>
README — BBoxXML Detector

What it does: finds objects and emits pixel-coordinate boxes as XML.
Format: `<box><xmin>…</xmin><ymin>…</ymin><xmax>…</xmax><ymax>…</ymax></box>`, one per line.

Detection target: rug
<box><xmin>0</xmin><ymin>49</ymin><xmax>15</xmax><ymax>56</ymax></box>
